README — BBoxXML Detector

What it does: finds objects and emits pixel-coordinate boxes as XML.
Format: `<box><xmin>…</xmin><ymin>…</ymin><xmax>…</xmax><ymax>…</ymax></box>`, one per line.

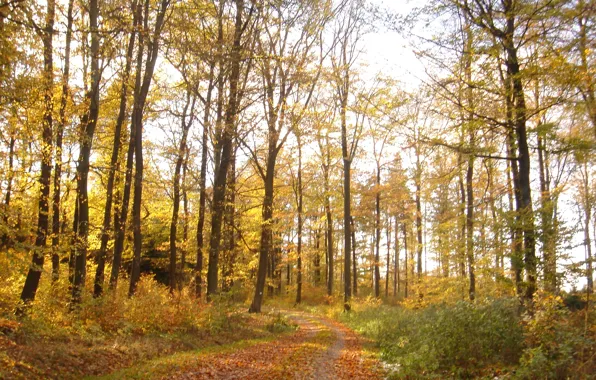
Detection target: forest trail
<box><xmin>166</xmin><ymin>311</ymin><xmax>384</xmax><ymax>380</ymax></box>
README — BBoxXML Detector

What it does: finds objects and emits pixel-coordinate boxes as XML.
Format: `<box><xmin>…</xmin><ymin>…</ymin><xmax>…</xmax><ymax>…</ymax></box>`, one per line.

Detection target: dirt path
<box><xmin>166</xmin><ymin>311</ymin><xmax>383</xmax><ymax>380</ymax></box>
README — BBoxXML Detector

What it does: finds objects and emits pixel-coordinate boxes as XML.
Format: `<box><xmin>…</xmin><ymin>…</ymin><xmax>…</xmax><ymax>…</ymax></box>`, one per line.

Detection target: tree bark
<box><xmin>95</xmin><ymin>2</ymin><xmax>137</xmax><ymax>296</ymax></box>
<box><xmin>51</xmin><ymin>0</ymin><xmax>73</xmax><ymax>282</ymax></box>
<box><xmin>169</xmin><ymin>91</ymin><xmax>194</xmax><ymax>293</ymax></box>
<box><xmin>129</xmin><ymin>0</ymin><xmax>170</xmax><ymax>297</ymax></box>
<box><xmin>374</xmin><ymin>165</ymin><xmax>381</xmax><ymax>298</ymax></box>
<box><xmin>208</xmin><ymin>0</ymin><xmax>244</xmax><ymax>299</ymax></box>
<box><xmin>403</xmin><ymin>222</ymin><xmax>408</xmax><ymax>298</ymax></box>
<box><xmin>18</xmin><ymin>0</ymin><xmax>55</xmax><ymax>314</ymax></box>
<box><xmin>295</xmin><ymin>138</ymin><xmax>303</xmax><ymax>304</ymax></box>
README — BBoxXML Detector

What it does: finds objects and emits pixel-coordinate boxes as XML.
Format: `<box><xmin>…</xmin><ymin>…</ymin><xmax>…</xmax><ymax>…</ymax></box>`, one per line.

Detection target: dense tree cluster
<box><xmin>0</xmin><ymin>0</ymin><xmax>593</xmax><ymax>316</ymax></box>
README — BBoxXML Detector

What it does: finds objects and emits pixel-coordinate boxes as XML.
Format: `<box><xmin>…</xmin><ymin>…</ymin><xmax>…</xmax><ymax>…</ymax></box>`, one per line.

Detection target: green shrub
<box><xmin>340</xmin><ymin>298</ymin><xmax>524</xmax><ymax>377</ymax></box>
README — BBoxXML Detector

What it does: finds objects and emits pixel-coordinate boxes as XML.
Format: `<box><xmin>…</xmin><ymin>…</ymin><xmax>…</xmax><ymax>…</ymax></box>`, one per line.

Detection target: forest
<box><xmin>0</xmin><ymin>0</ymin><xmax>594</xmax><ymax>378</ymax></box>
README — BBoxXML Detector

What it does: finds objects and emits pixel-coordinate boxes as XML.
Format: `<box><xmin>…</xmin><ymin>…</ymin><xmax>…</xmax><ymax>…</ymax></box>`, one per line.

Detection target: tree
<box><xmin>330</xmin><ymin>0</ymin><xmax>367</xmax><ymax>304</ymax></box>
<box><xmin>247</xmin><ymin>0</ymin><xmax>330</xmax><ymax>313</ymax></box>
<box><xmin>207</xmin><ymin>0</ymin><xmax>248</xmax><ymax>298</ymax></box>
<box><xmin>71</xmin><ymin>0</ymin><xmax>103</xmax><ymax>305</ymax></box>
<box><xmin>17</xmin><ymin>0</ymin><xmax>55</xmax><ymax>314</ymax></box>
<box><xmin>129</xmin><ymin>0</ymin><xmax>171</xmax><ymax>296</ymax></box>
<box><xmin>95</xmin><ymin>0</ymin><xmax>139</xmax><ymax>296</ymax></box>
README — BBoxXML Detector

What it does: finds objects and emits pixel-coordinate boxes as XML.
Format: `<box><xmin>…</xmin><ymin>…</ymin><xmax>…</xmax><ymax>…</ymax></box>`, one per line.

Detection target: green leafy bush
<box><xmin>340</xmin><ymin>298</ymin><xmax>523</xmax><ymax>377</ymax></box>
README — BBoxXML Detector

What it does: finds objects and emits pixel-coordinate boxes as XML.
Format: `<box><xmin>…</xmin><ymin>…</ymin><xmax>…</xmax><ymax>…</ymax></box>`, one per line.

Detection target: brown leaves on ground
<box><xmin>167</xmin><ymin>312</ymin><xmax>385</xmax><ymax>380</ymax></box>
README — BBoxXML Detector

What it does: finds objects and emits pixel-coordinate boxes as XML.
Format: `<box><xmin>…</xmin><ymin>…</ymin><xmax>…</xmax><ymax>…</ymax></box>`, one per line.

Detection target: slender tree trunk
<box><xmin>466</xmin><ymin>154</ymin><xmax>475</xmax><ymax>300</ymax></box>
<box><xmin>323</xmin><ymin>142</ymin><xmax>333</xmax><ymax>296</ymax></box>
<box><xmin>314</xmin><ymin>227</ymin><xmax>321</xmax><ymax>285</ymax></box>
<box><xmin>129</xmin><ymin>0</ymin><xmax>170</xmax><ymax>297</ymax></box>
<box><xmin>374</xmin><ymin>165</ymin><xmax>381</xmax><ymax>298</ymax></box>
<box><xmin>403</xmin><ymin>222</ymin><xmax>408</xmax><ymax>298</ymax></box>
<box><xmin>295</xmin><ymin>138</ymin><xmax>303</xmax><ymax>304</ymax></box>
<box><xmin>504</xmin><ymin>13</ymin><xmax>536</xmax><ymax>306</ymax></box>
<box><xmin>208</xmin><ymin>0</ymin><xmax>244</xmax><ymax>299</ymax></box>
<box><xmin>72</xmin><ymin>0</ymin><xmax>102</xmax><ymax>305</ymax></box>
<box><xmin>581</xmin><ymin>162</ymin><xmax>594</xmax><ymax>293</ymax></box>
<box><xmin>195</xmin><ymin>61</ymin><xmax>217</xmax><ymax>298</ymax></box>
<box><xmin>95</xmin><ymin>4</ymin><xmax>137</xmax><ymax>296</ymax></box>
<box><xmin>458</xmin><ymin>164</ymin><xmax>467</xmax><ymax>277</ymax></box>
<box><xmin>51</xmin><ymin>0</ymin><xmax>73</xmax><ymax>282</ymax></box>
<box><xmin>2</xmin><ymin>135</ymin><xmax>15</xmax><ymax>248</ymax></box>
<box><xmin>222</xmin><ymin>144</ymin><xmax>237</xmax><ymax>291</ymax></box>
<box><xmin>386</xmin><ymin>216</ymin><xmax>390</xmax><ymax>298</ymax></box>
<box><xmin>180</xmin><ymin>150</ymin><xmax>189</xmax><ymax>289</ymax></box>
<box><xmin>394</xmin><ymin>215</ymin><xmax>399</xmax><ymax>296</ymax></box>
<box><xmin>169</xmin><ymin>92</ymin><xmax>194</xmax><ymax>293</ymax></box>
<box><xmin>18</xmin><ymin>0</ymin><xmax>55</xmax><ymax>314</ymax></box>
<box><xmin>538</xmin><ymin>131</ymin><xmax>556</xmax><ymax>292</ymax></box>
<box><xmin>415</xmin><ymin>169</ymin><xmax>423</xmax><ymax>280</ymax></box>
<box><xmin>351</xmin><ymin>216</ymin><xmax>357</xmax><ymax>296</ymax></box>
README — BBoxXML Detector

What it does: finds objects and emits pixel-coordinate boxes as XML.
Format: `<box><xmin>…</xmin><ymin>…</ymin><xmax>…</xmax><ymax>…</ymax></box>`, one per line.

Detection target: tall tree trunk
<box><xmin>386</xmin><ymin>216</ymin><xmax>390</xmax><ymax>298</ymax></box>
<box><xmin>325</xmin><ymin>185</ymin><xmax>333</xmax><ymax>296</ymax></box>
<box><xmin>537</xmin><ymin>119</ymin><xmax>556</xmax><ymax>292</ymax></box>
<box><xmin>374</xmin><ymin>165</ymin><xmax>381</xmax><ymax>298</ymax></box>
<box><xmin>18</xmin><ymin>0</ymin><xmax>55</xmax><ymax>314</ymax></box>
<box><xmin>222</xmin><ymin>144</ymin><xmax>237</xmax><ymax>291</ymax></box>
<box><xmin>466</xmin><ymin>154</ymin><xmax>475</xmax><ymax>300</ymax></box>
<box><xmin>129</xmin><ymin>0</ymin><xmax>170</xmax><ymax>297</ymax></box>
<box><xmin>72</xmin><ymin>0</ymin><xmax>102</xmax><ymax>305</ymax></box>
<box><xmin>295</xmin><ymin>138</ymin><xmax>303</xmax><ymax>304</ymax></box>
<box><xmin>340</xmin><ymin>80</ymin><xmax>353</xmax><ymax>303</ymax></box>
<box><xmin>95</xmin><ymin>3</ymin><xmax>138</xmax><ymax>296</ymax></box>
<box><xmin>403</xmin><ymin>222</ymin><xmax>408</xmax><ymax>298</ymax></box>
<box><xmin>2</xmin><ymin>135</ymin><xmax>15</xmax><ymax>248</ymax></box>
<box><xmin>195</xmin><ymin>61</ymin><xmax>217</xmax><ymax>298</ymax></box>
<box><xmin>415</xmin><ymin>166</ymin><xmax>423</xmax><ymax>280</ymax></box>
<box><xmin>504</xmin><ymin>11</ymin><xmax>536</xmax><ymax>306</ymax></box>
<box><xmin>51</xmin><ymin>0</ymin><xmax>73</xmax><ymax>282</ymax></box>
<box><xmin>458</xmin><ymin>163</ymin><xmax>467</xmax><ymax>277</ymax></box>
<box><xmin>581</xmin><ymin>162</ymin><xmax>594</xmax><ymax>293</ymax></box>
<box><xmin>394</xmin><ymin>215</ymin><xmax>399</xmax><ymax>296</ymax></box>
<box><xmin>180</xmin><ymin>150</ymin><xmax>189</xmax><ymax>289</ymax></box>
<box><xmin>112</xmin><ymin>0</ymin><xmax>144</xmax><ymax>292</ymax></box>
<box><xmin>208</xmin><ymin>0</ymin><xmax>244</xmax><ymax>299</ymax></box>
<box><xmin>314</xmin><ymin>227</ymin><xmax>321</xmax><ymax>285</ymax></box>
<box><xmin>351</xmin><ymin>216</ymin><xmax>357</xmax><ymax>296</ymax></box>
<box><xmin>169</xmin><ymin>92</ymin><xmax>194</xmax><ymax>293</ymax></box>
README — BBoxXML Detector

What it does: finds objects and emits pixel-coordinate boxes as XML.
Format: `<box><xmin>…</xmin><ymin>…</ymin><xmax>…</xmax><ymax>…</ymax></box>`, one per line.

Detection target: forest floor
<box><xmin>99</xmin><ymin>310</ymin><xmax>384</xmax><ymax>379</ymax></box>
<box><xmin>1</xmin><ymin>309</ymin><xmax>385</xmax><ymax>379</ymax></box>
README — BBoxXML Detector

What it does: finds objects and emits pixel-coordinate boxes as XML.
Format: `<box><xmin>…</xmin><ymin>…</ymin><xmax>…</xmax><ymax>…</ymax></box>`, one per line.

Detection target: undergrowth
<box><xmin>0</xmin><ymin>255</ymin><xmax>281</xmax><ymax>379</ymax></box>
<box><xmin>332</xmin><ymin>293</ymin><xmax>595</xmax><ymax>379</ymax></box>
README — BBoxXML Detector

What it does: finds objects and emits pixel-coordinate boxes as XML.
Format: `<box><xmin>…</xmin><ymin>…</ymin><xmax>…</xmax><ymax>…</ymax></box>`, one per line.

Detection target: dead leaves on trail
<box><xmin>168</xmin><ymin>312</ymin><xmax>384</xmax><ymax>380</ymax></box>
